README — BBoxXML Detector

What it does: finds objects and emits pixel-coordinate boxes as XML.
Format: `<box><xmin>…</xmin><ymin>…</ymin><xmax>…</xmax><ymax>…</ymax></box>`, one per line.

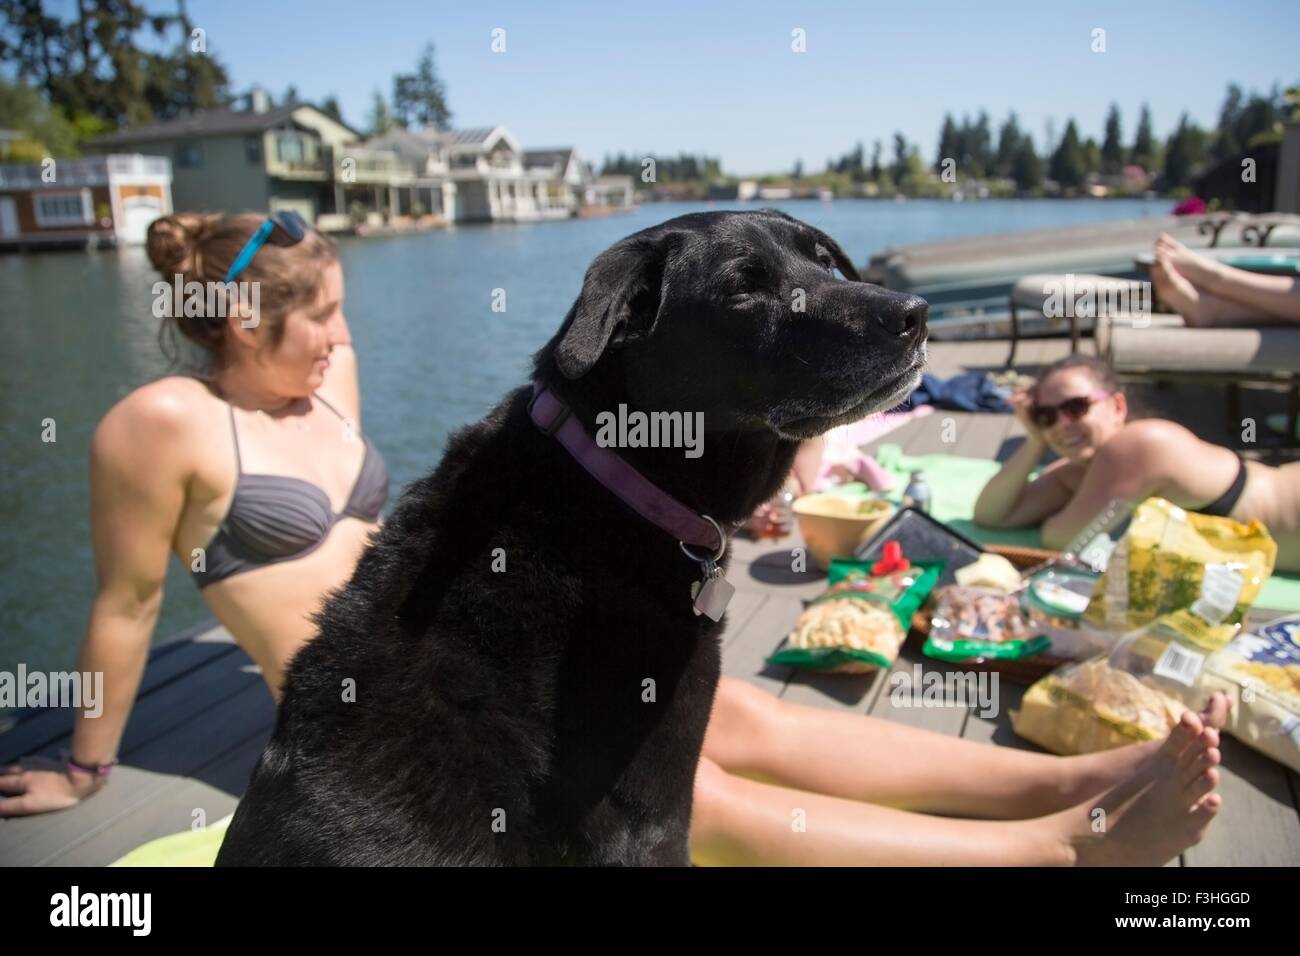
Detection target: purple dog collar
<box><xmin>528</xmin><ymin>382</ymin><xmax>725</xmax><ymax>554</ymax></box>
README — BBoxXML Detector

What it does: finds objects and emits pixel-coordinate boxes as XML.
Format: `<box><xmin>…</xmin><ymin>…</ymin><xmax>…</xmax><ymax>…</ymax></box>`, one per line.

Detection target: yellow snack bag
<box><xmin>1083</xmin><ymin>497</ymin><xmax>1276</xmax><ymax>652</ymax></box>
<box><xmin>1011</xmin><ymin>656</ymin><xmax>1187</xmax><ymax>754</ymax></box>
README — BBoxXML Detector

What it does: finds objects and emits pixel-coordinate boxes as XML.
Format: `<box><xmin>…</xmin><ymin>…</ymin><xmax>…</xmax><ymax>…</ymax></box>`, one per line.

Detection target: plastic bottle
<box><xmin>901</xmin><ymin>470</ymin><xmax>930</xmax><ymax>514</ymax></box>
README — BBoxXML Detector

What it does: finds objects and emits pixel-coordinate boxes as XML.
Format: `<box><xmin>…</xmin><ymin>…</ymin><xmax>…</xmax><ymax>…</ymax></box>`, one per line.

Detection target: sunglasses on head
<box><xmin>224</xmin><ymin>210</ymin><xmax>310</xmax><ymax>284</ymax></box>
<box><xmin>1030</xmin><ymin>389</ymin><xmax>1112</xmax><ymax>428</ymax></box>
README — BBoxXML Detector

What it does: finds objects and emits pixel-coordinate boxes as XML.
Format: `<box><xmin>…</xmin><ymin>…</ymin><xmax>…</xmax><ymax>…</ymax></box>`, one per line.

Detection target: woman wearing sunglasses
<box><xmin>0</xmin><ymin>211</ymin><xmax>389</xmax><ymax>815</ymax></box>
<box><xmin>975</xmin><ymin>355</ymin><xmax>1300</xmax><ymax>571</ymax></box>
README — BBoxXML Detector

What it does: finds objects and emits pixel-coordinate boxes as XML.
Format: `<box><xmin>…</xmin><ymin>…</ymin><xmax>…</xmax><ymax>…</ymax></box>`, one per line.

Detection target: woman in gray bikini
<box><xmin>0</xmin><ymin>211</ymin><xmax>390</xmax><ymax>813</ymax></box>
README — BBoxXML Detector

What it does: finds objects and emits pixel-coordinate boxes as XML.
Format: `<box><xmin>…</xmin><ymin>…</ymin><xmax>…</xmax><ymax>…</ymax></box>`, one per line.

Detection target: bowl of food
<box><xmin>792</xmin><ymin>494</ymin><xmax>895</xmax><ymax>570</ymax></box>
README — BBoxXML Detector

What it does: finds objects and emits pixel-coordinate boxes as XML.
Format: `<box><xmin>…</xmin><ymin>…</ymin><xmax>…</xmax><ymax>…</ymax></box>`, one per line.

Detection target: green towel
<box><xmin>845</xmin><ymin>443</ymin><xmax>1300</xmax><ymax>613</ymax></box>
<box><xmin>110</xmin><ymin>813</ymin><xmax>231</xmax><ymax>867</ymax></box>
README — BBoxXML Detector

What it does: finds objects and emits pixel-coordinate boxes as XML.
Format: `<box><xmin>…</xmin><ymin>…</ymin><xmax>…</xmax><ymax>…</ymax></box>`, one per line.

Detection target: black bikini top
<box><xmin>191</xmin><ymin>390</ymin><xmax>389</xmax><ymax>589</ymax></box>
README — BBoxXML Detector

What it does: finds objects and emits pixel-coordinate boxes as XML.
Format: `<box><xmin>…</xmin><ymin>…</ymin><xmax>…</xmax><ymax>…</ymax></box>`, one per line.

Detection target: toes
<box><xmin>1190</xmin><ymin>792</ymin><xmax>1223</xmax><ymax>824</ymax></box>
<box><xmin>1201</xmin><ymin>691</ymin><xmax>1232</xmax><ymax>730</ymax></box>
<box><xmin>1186</xmin><ymin>763</ymin><xmax>1220</xmax><ymax>803</ymax></box>
<box><xmin>1182</xmin><ymin>747</ymin><xmax>1222</xmax><ymax>787</ymax></box>
<box><xmin>1166</xmin><ymin>711</ymin><xmax>1203</xmax><ymax>756</ymax></box>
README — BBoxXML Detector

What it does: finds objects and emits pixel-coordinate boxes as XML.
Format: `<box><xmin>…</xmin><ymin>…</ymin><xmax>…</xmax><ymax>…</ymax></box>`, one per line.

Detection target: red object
<box><xmin>872</xmin><ymin>540</ymin><xmax>911</xmax><ymax>575</ymax></box>
<box><xmin>1172</xmin><ymin>196</ymin><xmax>1207</xmax><ymax>216</ymax></box>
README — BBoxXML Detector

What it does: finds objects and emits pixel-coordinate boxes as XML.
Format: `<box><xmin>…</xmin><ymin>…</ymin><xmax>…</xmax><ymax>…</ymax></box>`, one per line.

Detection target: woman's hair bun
<box><xmin>147</xmin><ymin>212</ymin><xmax>220</xmax><ymax>277</ymax></box>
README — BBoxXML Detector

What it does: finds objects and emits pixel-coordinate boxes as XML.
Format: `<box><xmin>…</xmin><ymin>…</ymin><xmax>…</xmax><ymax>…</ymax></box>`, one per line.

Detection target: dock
<box><xmin>3</xmin><ymin>338</ymin><xmax>1297</xmax><ymax>866</ymax></box>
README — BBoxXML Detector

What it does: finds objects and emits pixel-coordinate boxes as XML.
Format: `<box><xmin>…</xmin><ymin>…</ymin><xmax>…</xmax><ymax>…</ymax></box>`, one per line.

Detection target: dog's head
<box><xmin>534</xmin><ymin>208</ymin><xmax>927</xmax><ymax>441</ymax></box>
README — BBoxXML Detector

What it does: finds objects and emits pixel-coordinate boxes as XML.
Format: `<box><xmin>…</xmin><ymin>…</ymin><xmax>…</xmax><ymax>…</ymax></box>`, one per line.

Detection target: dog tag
<box><xmin>691</xmin><ymin>559</ymin><xmax>735</xmax><ymax>621</ymax></box>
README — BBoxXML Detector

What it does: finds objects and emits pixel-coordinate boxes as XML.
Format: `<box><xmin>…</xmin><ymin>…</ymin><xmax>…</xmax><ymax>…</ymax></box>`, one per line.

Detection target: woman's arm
<box><xmin>974</xmin><ymin>388</ymin><xmax>1076</xmax><ymax>528</ymax></box>
<box><xmin>973</xmin><ymin>436</ymin><xmax>1076</xmax><ymax>528</ymax></box>
<box><xmin>0</xmin><ymin>387</ymin><xmax>191</xmax><ymax>816</ymax></box>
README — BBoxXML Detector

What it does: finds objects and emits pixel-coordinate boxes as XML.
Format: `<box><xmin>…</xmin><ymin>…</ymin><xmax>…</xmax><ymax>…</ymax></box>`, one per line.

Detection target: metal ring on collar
<box><xmin>678</xmin><ymin>515</ymin><xmax>727</xmax><ymax>564</ymax></box>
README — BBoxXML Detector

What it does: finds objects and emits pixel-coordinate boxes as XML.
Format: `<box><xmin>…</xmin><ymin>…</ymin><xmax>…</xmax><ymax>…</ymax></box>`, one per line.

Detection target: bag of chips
<box><xmin>1011</xmin><ymin>653</ymin><xmax>1189</xmax><ymax>754</ymax></box>
<box><xmin>769</xmin><ymin>547</ymin><xmax>941</xmax><ymax>673</ymax></box>
<box><xmin>1082</xmin><ymin>497</ymin><xmax>1277</xmax><ymax>651</ymax></box>
<box><xmin>1200</xmin><ymin>615</ymin><xmax>1300</xmax><ymax>773</ymax></box>
<box><xmin>1012</xmin><ymin>607</ymin><xmax>1277</xmax><ymax>756</ymax></box>
<box><xmin>1011</xmin><ymin>498</ymin><xmax>1279</xmax><ymax>755</ymax></box>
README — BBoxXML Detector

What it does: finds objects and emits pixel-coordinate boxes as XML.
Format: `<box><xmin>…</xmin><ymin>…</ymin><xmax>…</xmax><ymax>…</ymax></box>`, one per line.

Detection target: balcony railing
<box><xmin>0</xmin><ymin>153</ymin><xmax>171</xmax><ymax>189</ymax></box>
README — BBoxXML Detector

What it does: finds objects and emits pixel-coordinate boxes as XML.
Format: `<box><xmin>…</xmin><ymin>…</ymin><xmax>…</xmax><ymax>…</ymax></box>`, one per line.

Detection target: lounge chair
<box><xmin>1006</xmin><ymin>272</ymin><xmax>1147</xmax><ymax>366</ymax></box>
<box><xmin>1097</xmin><ymin>314</ymin><xmax>1300</xmax><ymax>450</ymax></box>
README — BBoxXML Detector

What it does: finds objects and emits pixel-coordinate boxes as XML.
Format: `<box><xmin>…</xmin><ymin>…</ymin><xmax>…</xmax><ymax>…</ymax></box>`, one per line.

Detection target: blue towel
<box><xmin>908</xmin><ymin>371</ymin><xmax>1012</xmax><ymax>413</ymax></box>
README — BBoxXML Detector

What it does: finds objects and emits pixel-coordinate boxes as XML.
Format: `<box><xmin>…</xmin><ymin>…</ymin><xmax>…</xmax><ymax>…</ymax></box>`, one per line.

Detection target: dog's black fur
<box><xmin>215</xmin><ymin>209</ymin><xmax>927</xmax><ymax>865</ymax></box>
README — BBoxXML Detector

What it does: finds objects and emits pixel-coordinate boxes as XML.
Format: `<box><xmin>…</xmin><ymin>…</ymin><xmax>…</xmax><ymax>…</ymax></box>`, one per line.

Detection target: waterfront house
<box><xmin>85</xmin><ymin>90</ymin><xmax>616</xmax><ymax>228</ymax></box>
<box><xmin>0</xmin><ymin>153</ymin><xmax>172</xmax><ymax>250</ymax></box>
<box><xmin>86</xmin><ymin>89</ymin><xmax>361</xmax><ymax>226</ymax></box>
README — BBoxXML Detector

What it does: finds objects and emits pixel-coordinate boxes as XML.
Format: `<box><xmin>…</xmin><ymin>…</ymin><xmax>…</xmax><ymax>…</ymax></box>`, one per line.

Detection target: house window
<box><xmin>276</xmin><ymin>134</ymin><xmax>306</xmax><ymax>164</ymax></box>
<box><xmin>174</xmin><ymin>143</ymin><xmax>204</xmax><ymax>168</ymax></box>
<box><xmin>245</xmin><ymin>135</ymin><xmax>263</xmax><ymax>164</ymax></box>
<box><xmin>33</xmin><ymin>189</ymin><xmax>93</xmax><ymax>227</ymax></box>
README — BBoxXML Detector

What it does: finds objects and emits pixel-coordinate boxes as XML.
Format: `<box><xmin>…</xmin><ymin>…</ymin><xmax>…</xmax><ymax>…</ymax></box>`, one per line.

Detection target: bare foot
<box><xmin>1055</xmin><ymin>692</ymin><xmax>1231</xmax><ymax>808</ymax></box>
<box><xmin>1152</xmin><ymin>252</ymin><xmax>1211</xmax><ymax>325</ymax></box>
<box><xmin>1155</xmin><ymin>233</ymin><xmax>1226</xmax><ymax>291</ymax></box>
<box><xmin>1053</xmin><ymin>710</ymin><xmax>1222</xmax><ymax>866</ymax></box>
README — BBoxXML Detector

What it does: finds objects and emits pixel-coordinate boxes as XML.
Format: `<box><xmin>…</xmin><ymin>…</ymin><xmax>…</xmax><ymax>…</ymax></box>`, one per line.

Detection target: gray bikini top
<box><xmin>191</xmin><ymin>391</ymin><xmax>389</xmax><ymax>589</ymax></box>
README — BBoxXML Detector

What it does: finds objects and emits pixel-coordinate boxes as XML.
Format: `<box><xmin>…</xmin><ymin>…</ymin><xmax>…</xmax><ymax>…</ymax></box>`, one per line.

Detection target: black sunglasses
<box><xmin>1030</xmin><ymin>389</ymin><xmax>1112</xmax><ymax>428</ymax></box>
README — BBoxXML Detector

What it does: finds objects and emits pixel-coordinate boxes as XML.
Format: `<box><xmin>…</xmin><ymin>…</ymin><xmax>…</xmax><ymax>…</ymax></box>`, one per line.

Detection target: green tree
<box><xmin>367</xmin><ymin>89</ymin><xmax>396</xmax><ymax>135</ymax></box>
<box><xmin>392</xmin><ymin>42</ymin><xmax>452</xmax><ymax>130</ymax></box>
<box><xmin>1011</xmin><ymin>134</ymin><xmax>1043</xmax><ymax>192</ymax></box>
<box><xmin>1101</xmin><ymin>103</ymin><xmax>1124</xmax><ymax>174</ymax></box>
<box><xmin>1211</xmin><ymin>83</ymin><xmax>1244</xmax><ymax>161</ymax></box>
<box><xmin>321</xmin><ymin>94</ymin><xmax>343</xmax><ymax>124</ymax></box>
<box><xmin>967</xmin><ymin>110</ymin><xmax>992</xmax><ymax>178</ymax></box>
<box><xmin>869</xmin><ymin>139</ymin><xmax>882</xmax><ymax>182</ymax></box>
<box><xmin>1050</xmin><ymin>119</ymin><xmax>1087</xmax><ymax>189</ymax></box>
<box><xmin>994</xmin><ymin>112</ymin><xmax>1022</xmax><ymax>178</ymax></box>
<box><xmin>1163</xmin><ymin>113</ymin><xmax>1207</xmax><ymax>189</ymax></box>
<box><xmin>891</xmin><ymin>132</ymin><xmax>908</xmax><ymax>184</ymax></box>
<box><xmin>1131</xmin><ymin>104</ymin><xmax>1156</xmax><ymax>171</ymax></box>
<box><xmin>935</xmin><ymin>113</ymin><xmax>958</xmax><ymax>172</ymax></box>
<box><xmin>0</xmin><ymin>77</ymin><xmax>81</xmax><ymax>158</ymax></box>
<box><xmin>0</xmin><ymin>0</ymin><xmax>230</xmax><ymax>129</ymax></box>
<box><xmin>1082</xmin><ymin>136</ymin><xmax>1102</xmax><ymax>177</ymax></box>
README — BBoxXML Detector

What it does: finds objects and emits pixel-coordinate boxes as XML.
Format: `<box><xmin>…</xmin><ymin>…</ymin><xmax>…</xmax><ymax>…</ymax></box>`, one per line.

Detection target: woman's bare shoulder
<box><xmin>1109</xmin><ymin>418</ymin><xmax>1199</xmax><ymax>455</ymax></box>
<box><xmin>94</xmin><ymin>376</ymin><xmax>220</xmax><ymax>455</ymax></box>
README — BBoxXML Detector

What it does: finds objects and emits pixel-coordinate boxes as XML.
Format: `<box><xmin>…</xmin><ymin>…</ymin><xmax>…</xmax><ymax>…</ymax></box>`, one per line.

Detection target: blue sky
<box><xmin>131</xmin><ymin>1</ymin><xmax>1300</xmax><ymax>174</ymax></box>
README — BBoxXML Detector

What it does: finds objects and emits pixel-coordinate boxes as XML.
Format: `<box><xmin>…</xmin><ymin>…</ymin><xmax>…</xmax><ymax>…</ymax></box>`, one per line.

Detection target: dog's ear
<box><xmin>553</xmin><ymin>231</ymin><xmax>678</xmax><ymax>380</ymax></box>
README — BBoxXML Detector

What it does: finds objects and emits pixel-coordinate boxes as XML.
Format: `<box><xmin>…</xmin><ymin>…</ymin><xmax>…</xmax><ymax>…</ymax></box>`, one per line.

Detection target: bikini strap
<box><xmin>313</xmin><ymin>391</ymin><xmax>348</xmax><ymax>422</ymax></box>
<box><xmin>205</xmin><ymin>377</ymin><xmax>244</xmax><ymax>474</ymax></box>
<box><xmin>226</xmin><ymin>402</ymin><xmax>244</xmax><ymax>473</ymax></box>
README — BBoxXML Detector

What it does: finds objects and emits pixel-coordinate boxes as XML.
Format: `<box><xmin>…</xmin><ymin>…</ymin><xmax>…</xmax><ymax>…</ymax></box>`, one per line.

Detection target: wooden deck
<box><xmin>3</xmin><ymin>339</ymin><xmax>1298</xmax><ymax>866</ymax></box>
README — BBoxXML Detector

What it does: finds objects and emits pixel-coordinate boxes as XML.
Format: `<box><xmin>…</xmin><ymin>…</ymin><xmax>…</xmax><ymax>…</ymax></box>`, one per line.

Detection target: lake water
<box><xmin>0</xmin><ymin>197</ymin><xmax>1165</xmax><ymax>672</ymax></box>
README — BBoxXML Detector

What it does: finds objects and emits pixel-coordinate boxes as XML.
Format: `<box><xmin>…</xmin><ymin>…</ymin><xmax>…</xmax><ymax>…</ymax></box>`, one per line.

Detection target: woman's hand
<box><xmin>0</xmin><ymin>757</ymin><xmax>107</xmax><ymax>817</ymax></box>
<box><xmin>1010</xmin><ymin>385</ymin><xmax>1047</xmax><ymax>446</ymax></box>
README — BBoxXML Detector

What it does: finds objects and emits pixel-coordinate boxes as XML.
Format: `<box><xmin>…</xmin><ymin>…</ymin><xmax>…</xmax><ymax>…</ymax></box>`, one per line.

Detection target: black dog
<box><xmin>215</xmin><ymin>209</ymin><xmax>927</xmax><ymax>865</ymax></box>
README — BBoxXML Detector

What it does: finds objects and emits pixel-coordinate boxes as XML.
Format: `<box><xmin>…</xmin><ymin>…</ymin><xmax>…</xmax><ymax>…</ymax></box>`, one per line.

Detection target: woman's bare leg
<box><xmin>1151</xmin><ymin>254</ymin><xmax>1266</xmax><ymax>327</ymax></box>
<box><xmin>1156</xmin><ymin>233</ymin><xmax>1300</xmax><ymax>322</ymax></box>
<box><xmin>703</xmin><ymin>676</ymin><xmax>1230</xmax><ymax>819</ymax></box>
<box><xmin>690</xmin><ymin>714</ymin><xmax>1222</xmax><ymax>866</ymax></box>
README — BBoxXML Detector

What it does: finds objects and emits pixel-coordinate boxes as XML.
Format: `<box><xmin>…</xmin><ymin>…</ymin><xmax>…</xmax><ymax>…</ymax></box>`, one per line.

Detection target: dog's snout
<box><xmin>876</xmin><ymin>293</ymin><xmax>928</xmax><ymax>340</ymax></box>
